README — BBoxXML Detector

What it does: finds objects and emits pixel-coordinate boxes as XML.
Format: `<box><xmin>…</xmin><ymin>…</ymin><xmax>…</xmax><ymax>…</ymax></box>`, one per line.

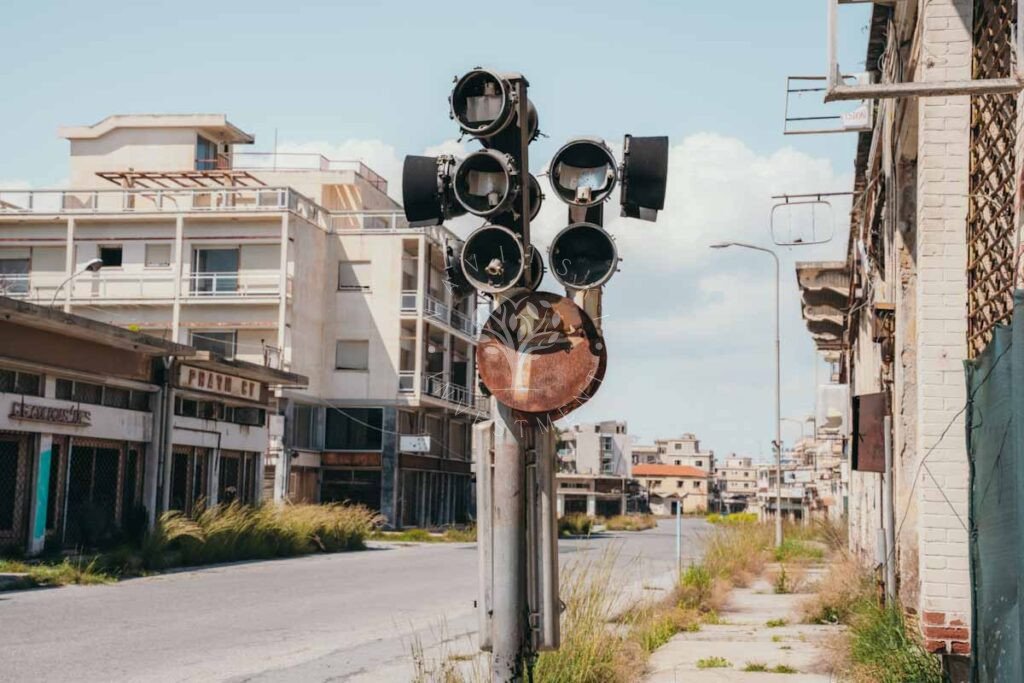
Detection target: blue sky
<box><xmin>0</xmin><ymin>1</ymin><xmax>872</xmax><ymax>458</ymax></box>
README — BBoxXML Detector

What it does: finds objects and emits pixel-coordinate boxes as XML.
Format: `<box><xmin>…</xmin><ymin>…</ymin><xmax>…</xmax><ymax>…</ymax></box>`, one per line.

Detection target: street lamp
<box><xmin>709</xmin><ymin>240</ymin><xmax>782</xmax><ymax>548</ymax></box>
<box><xmin>50</xmin><ymin>258</ymin><xmax>104</xmax><ymax>308</ymax></box>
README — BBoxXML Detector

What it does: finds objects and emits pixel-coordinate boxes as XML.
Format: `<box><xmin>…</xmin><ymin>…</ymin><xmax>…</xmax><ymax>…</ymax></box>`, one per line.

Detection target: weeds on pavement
<box><xmin>0</xmin><ymin>557</ymin><xmax>113</xmax><ymax>589</ymax></box>
<box><xmin>603</xmin><ymin>514</ymin><xmax>657</xmax><ymax>531</ymax></box>
<box><xmin>696</xmin><ymin>656</ymin><xmax>731</xmax><ymax>669</ymax></box>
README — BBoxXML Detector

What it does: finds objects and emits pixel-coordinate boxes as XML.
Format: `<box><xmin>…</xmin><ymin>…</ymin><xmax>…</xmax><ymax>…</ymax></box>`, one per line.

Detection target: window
<box><xmin>674</xmin><ymin>459</ymin><xmax>680</xmax><ymax>465</ymax></box>
<box><xmin>0</xmin><ymin>369</ymin><xmax>42</xmax><ymax>396</ymax></box>
<box><xmin>56</xmin><ymin>378</ymin><xmax>148</xmax><ymax>411</ymax></box>
<box><xmin>192</xmin><ymin>248</ymin><xmax>239</xmax><ymax>294</ymax></box>
<box><xmin>692</xmin><ymin>481</ymin><xmax>700</xmax><ymax>489</ymax></box>
<box><xmin>696</xmin><ymin>460</ymin><xmax>703</xmax><ymax>467</ymax></box>
<box><xmin>292</xmin><ymin>404</ymin><xmax>317</xmax><ymax>449</ymax></box>
<box><xmin>99</xmin><ymin>245</ymin><xmax>123</xmax><ymax>268</ymax></box>
<box><xmin>674</xmin><ymin>443</ymin><xmax>681</xmax><ymax>450</ymax></box>
<box><xmin>335</xmin><ymin>340</ymin><xmax>369</xmax><ymax>370</ymax></box>
<box><xmin>676</xmin><ymin>480</ymin><xmax>683</xmax><ymax>488</ymax></box>
<box><xmin>145</xmin><ymin>244</ymin><xmax>172</xmax><ymax>268</ymax></box>
<box><xmin>324</xmin><ymin>407</ymin><xmax>382</xmax><ymax>451</ymax></box>
<box><xmin>338</xmin><ymin>261</ymin><xmax>371</xmax><ymax>291</ymax></box>
<box><xmin>0</xmin><ymin>258</ymin><xmax>29</xmax><ymax>295</ymax></box>
<box><xmin>196</xmin><ymin>136</ymin><xmax>218</xmax><ymax>170</ymax></box>
<box><xmin>191</xmin><ymin>330</ymin><xmax>236</xmax><ymax>358</ymax></box>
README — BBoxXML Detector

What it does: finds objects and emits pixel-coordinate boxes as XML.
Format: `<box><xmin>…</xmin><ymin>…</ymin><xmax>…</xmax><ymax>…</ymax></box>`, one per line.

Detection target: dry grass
<box><xmin>144</xmin><ymin>502</ymin><xmax>381</xmax><ymax>569</ymax></box>
<box><xmin>799</xmin><ymin>550</ymin><xmax>874</xmax><ymax>625</ymax></box>
<box><xmin>603</xmin><ymin>514</ymin><xmax>657</xmax><ymax>532</ymax></box>
<box><xmin>0</xmin><ymin>557</ymin><xmax>114</xmax><ymax>589</ymax></box>
<box><xmin>768</xmin><ymin>563</ymin><xmax>808</xmax><ymax>594</ymax></box>
<box><xmin>558</xmin><ymin>514</ymin><xmax>595</xmax><ymax>537</ymax></box>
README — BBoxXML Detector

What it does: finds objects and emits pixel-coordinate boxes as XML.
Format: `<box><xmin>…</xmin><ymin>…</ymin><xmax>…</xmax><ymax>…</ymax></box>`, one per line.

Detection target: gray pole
<box><xmin>491</xmin><ymin>403</ymin><xmax>527</xmax><ymax>681</ymax></box>
<box><xmin>772</xmin><ymin>250</ymin><xmax>782</xmax><ymax>548</ymax></box>
<box><xmin>883</xmin><ymin>415</ymin><xmax>896</xmax><ymax>603</ymax></box>
<box><xmin>675</xmin><ymin>497</ymin><xmax>681</xmax><ymax>576</ymax></box>
<box><xmin>710</xmin><ymin>242</ymin><xmax>783</xmax><ymax>547</ymax></box>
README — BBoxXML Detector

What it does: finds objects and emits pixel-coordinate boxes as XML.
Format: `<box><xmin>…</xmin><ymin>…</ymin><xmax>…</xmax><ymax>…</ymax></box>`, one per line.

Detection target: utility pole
<box><xmin>400</xmin><ymin>67</ymin><xmax>669</xmax><ymax>681</ymax></box>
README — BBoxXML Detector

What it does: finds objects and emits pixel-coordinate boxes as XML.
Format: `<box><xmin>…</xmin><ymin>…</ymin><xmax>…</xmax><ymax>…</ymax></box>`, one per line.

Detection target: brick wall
<box><xmin>913</xmin><ymin>0</ymin><xmax>973</xmax><ymax>656</ymax></box>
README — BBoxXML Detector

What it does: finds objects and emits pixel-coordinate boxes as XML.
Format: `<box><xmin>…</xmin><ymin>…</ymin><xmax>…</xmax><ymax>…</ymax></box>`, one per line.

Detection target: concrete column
<box><xmin>586</xmin><ymin>494</ymin><xmax>596</xmax><ymax>517</ymax></box>
<box><xmin>276</xmin><ymin>213</ymin><xmax>290</xmax><ymax>363</ymax></box>
<box><xmin>171</xmin><ymin>215</ymin><xmax>184</xmax><ymax>342</ymax></box>
<box><xmin>380</xmin><ymin>407</ymin><xmax>398</xmax><ymax>526</ymax></box>
<box><xmin>63</xmin><ymin>217</ymin><xmax>75</xmax><ymax>312</ymax></box>
<box><xmin>26</xmin><ymin>434</ymin><xmax>54</xmax><ymax>556</ymax></box>
<box><xmin>556</xmin><ymin>493</ymin><xmax>565</xmax><ymax>517</ymax></box>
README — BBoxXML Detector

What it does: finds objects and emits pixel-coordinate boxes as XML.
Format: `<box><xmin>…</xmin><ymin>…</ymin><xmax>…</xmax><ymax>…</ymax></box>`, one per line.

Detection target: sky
<box><xmin>0</xmin><ymin>0</ymin><xmax>873</xmax><ymax>460</ymax></box>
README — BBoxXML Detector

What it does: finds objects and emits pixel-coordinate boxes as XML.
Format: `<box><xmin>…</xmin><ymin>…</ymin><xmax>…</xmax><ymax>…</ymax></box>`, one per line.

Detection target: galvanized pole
<box><xmin>491</xmin><ymin>403</ymin><xmax>527</xmax><ymax>682</ymax></box>
<box><xmin>675</xmin><ymin>498</ymin><xmax>682</xmax><ymax>576</ymax></box>
<box><xmin>773</xmin><ymin>250</ymin><xmax>782</xmax><ymax>548</ymax></box>
<box><xmin>882</xmin><ymin>415</ymin><xmax>896</xmax><ymax>603</ymax></box>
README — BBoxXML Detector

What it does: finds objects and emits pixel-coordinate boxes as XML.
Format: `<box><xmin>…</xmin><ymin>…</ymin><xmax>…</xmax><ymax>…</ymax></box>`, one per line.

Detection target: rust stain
<box><xmin>477</xmin><ymin>291</ymin><xmax>606</xmax><ymax>416</ymax></box>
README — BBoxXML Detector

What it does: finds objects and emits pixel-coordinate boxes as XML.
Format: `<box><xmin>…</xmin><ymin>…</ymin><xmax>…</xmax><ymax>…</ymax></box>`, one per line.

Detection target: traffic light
<box><xmin>549</xmin><ymin>222</ymin><xmax>617</xmax><ymax>290</ymax></box>
<box><xmin>620</xmin><ymin>135</ymin><xmax>669</xmax><ymax>221</ymax></box>
<box><xmin>461</xmin><ymin>224</ymin><xmax>525</xmax><ymax>293</ymax></box>
<box><xmin>453</xmin><ymin>149</ymin><xmax>520</xmax><ymax>217</ymax></box>
<box><xmin>548</xmin><ymin>138</ymin><xmax>618</xmax><ymax>206</ymax></box>
<box><xmin>401</xmin><ymin>154</ymin><xmax>464</xmax><ymax>226</ymax></box>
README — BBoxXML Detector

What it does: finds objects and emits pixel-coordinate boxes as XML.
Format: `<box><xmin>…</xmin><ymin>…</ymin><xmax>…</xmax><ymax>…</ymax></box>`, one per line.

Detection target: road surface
<box><xmin>0</xmin><ymin>518</ymin><xmax>710</xmax><ymax>682</ymax></box>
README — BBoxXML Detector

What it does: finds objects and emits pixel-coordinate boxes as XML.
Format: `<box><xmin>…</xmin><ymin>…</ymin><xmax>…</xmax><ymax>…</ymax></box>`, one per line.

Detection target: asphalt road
<box><xmin>0</xmin><ymin>518</ymin><xmax>710</xmax><ymax>682</ymax></box>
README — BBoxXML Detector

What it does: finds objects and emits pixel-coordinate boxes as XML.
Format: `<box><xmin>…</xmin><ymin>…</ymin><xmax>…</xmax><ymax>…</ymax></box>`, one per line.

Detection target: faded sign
<box><xmin>178</xmin><ymin>365</ymin><xmax>260</xmax><ymax>401</ymax></box>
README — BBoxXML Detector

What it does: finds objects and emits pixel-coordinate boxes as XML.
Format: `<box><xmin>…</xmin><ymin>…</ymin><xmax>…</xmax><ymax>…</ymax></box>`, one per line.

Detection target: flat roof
<box><xmin>0</xmin><ymin>296</ymin><xmax>191</xmax><ymax>356</ymax></box>
<box><xmin>59</xmin><ymin>114</ymin><xmax>254</xmax><ymax>144</ymax></box>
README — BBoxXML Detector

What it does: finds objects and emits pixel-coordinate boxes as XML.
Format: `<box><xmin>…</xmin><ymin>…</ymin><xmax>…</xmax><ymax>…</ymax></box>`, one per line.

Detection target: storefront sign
<box><xmin>178</xmin><ymin>365</ymin><xmax>260</xmax><ymax>401</ymax></box>
<box><xmin>400</xmin><ymin>435</ymin><xmax>431</xmax><ymax>453</ymax></box>
<box><xmin>9</xmin><ymin>401</ymin><xmax>91</xmax><ymax>426</ymax></box>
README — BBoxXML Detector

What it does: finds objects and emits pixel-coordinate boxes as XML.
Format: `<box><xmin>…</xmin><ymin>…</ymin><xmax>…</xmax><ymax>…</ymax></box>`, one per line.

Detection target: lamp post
<box><xmin>710</xmin><ymin>241</ymin><xmax>782</xmax><ymax>548</ymax></box>
<box><xmin>50</xmin><ymin>258</ymin><xmax>103</xmax><ymax>309</ymax></box>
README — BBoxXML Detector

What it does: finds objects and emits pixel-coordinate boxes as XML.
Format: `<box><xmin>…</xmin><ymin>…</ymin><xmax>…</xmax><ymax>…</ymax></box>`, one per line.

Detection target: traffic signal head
<box><xmin>516</xmin><ymin>246</ymin><xmax>545</xmax><ymax>291</ymax></box>
<box><xmin>461</xmin><ymin>224</ymin><xmax>525</xmax><ymax>294</ymax></box>
<box><xmin>450</xmin><ymin>68</ymin><xmax>518</xmax><ymax>138</ymax></box>
<box><xmin>453</xmin><ymin>150</ymin><xmax>520</xmax><ymax>217</ymax></box>
<box><xmin>491</xmin><ymin>173</ymin><xmax>543</xmax><ymax>228</ymax></box>
<box><xmin>620</xmin><ymin>135</ymin><xmax>669</xmax><ymax>221</ymax></box>
<box><xmin>549</xmin><ymin>138</ymin><xmax>618</xmax><ymax>207</ymax></box>
<box><xmin>401</xmin><ymin>154</ymin><xmax>464</xmax><ymax>226</ymax></box>
<box><xmin>549</xmin><ymin>222</ymin><xmax>618</xmax><ymax>290</ymax></box>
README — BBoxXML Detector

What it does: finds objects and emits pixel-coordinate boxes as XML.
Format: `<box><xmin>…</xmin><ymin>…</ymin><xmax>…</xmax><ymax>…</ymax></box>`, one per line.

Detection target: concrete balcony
<box><xmin>400</xmin><ymin>290</ymin><xmax>477</xmax><ymax>338</ymax></box>
<box><xmin>398</xmin><ymin>370</ymin><xmax>487</xmax><ymax>414</ymax></box>
<box><xmin>1</xmin><ymin>270</ymin><xmax>284</xmax><ymax>304</ymax></box>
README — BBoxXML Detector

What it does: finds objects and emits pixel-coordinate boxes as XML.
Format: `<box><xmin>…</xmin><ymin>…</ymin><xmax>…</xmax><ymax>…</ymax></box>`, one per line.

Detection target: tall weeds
<box><xmin>145</xmin><ymin>502</ymin><xmax>380</xmax><ymax>568</ymax></box>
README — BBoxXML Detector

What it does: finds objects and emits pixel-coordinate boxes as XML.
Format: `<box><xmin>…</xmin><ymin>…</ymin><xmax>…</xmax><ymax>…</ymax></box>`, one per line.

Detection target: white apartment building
<box><xmin>713</xmin><ymin>455</ymin><xmax>758</xmax><ymax>512</ymax></box>
<box><xmin>654</xmin><ymin>433</ymin><xmax>714</xmax><ymax>473</ymax></box>
<box><xmin>0</xmin><ymin>113</ymin><xmax>484</xmax><ymax>528</ymax></box>
<box><xmin>556</xmin><ymin>421</ymin><xmax>631</xmax><ymax>477</ymax></box>
<box><xmin>630</xmin><ymin>443</ymin><xmax>659</xmax><ymax>466</ymax></box>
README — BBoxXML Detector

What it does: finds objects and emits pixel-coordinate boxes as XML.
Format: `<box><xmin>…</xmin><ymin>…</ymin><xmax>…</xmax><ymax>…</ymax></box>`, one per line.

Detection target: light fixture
<box><xmin>50</xmin><ymin>258</ymin><xmax>105</xmax><ymax>306</ymax></box>
<box><xmin>548</xmin><ymin>222</ymin><xmax>618</xmax><ymax>290</ymax></box>
<box><xmin>548</xmin><ymin>137</ymin><xmax>618</xmax><ymax>207</ymax></box>
<box><xmin>450</xmin><ymin>68</ymin><xmax>518</xmax><ymax>139</ymax></box>
<box><xmin>453</xmin><ymin>149</ymin><xmax>520</xmax><ymax>217</ymax></box>
<box><xmin>620</xmin><ymin>135</ymin><xmax>668</xmax><ymax>221</ymax></box>
<box><xmin>460</xmin><ymin>224</ymin><xmax>525</xmax><ymax>293</ymax></box>
<box><xmin>401</xmin><ymin>154</ymin><xmax>464</xmax><ymax>226</ymax></box>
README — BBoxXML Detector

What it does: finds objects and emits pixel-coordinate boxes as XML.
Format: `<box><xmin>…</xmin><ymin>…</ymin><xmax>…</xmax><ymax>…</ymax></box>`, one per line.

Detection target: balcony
<box><xmin>231</xmin><ymin>153</ymin><xmax>389</xmax><ymax>194</ymax></box>
<box><xmin>0</xmin><ymin>270</ymin><xmax>283</xmax><ymax>303</ymax></box>
<box><xmin>185</xmin><ymin>271</ymin><xmax>281</xmax><ymax>299</ymax></box>
<box><xmin>400</xmin><ymin>290</ymin><xmax>477</xmax><ymax>337</ymax></box>
<box><xmin>398</xmin><ymin>371</ymin><xmax>487</xmax><ymax>413</ymax></box>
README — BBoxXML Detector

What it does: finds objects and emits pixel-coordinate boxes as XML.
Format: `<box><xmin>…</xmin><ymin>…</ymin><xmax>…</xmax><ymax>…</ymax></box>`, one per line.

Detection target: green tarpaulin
<box><xmin>966</xmin><ymin>291</ymin><xmax>1024</xmax><ymax>682</ymax></box>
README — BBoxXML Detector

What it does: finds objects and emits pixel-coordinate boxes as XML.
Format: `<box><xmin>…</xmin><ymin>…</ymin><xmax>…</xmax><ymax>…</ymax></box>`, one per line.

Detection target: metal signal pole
<box><xmin>490</xmin><ymin>76</ymin><xmax>533</xmax><ymax>683</ymax></box>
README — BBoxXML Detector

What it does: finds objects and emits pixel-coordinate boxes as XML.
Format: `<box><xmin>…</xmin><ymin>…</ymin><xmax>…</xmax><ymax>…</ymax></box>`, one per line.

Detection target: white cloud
<box><xmin>275</xmin><ymin>131</ymin><xmax>850</xmax><ymax>455</ymax></box>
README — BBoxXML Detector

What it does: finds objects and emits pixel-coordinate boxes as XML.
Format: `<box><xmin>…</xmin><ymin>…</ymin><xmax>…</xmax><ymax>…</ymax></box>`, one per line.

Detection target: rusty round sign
<box><xmin>477</xmin><ymin>291</ymin><xmax>607</xmax><ymax>416</ymax></box>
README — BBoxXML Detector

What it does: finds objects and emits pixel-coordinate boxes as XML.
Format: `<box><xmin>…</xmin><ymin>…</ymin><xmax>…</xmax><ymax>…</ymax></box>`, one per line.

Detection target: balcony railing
<box><xmin>399</xmin><ymin>372</ymin><xmax>484</xmax><ymax>412</ymax></box>
<box><xmin>231</xmin><ymin>153</ymin><xmax>388</xmax><ymax>194</ymax></box>
<box><xmin>400</xmin><ymin>290</ymin><xmax>476</xmax><ymax>336</ymax></box>
<box><xmin>0</xmin><ymin>270</ymin><xmax>282</xmax><ymax>302</ymax></box>
<box><xmin>186</xmin><ymin>271</ymin><xmax>281</xmax><ymax>298</ymax></box>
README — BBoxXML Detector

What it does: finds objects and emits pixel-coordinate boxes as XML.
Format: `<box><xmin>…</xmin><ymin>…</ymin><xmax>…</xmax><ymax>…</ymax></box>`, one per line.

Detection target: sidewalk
<box><xmin>643</xmin><ymin>564</ymin><xmax>840</xmax><ymax>682</ymax></box>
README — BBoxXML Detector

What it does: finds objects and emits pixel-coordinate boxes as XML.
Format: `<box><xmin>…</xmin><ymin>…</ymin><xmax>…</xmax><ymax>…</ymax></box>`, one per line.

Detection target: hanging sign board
<box><xmin>400</xmin><ymin>435</ymin><xmax>431</xmax><ymax>453</ymax></box>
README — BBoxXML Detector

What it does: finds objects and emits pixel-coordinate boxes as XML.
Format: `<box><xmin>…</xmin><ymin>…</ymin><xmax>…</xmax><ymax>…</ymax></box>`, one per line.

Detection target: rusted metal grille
<box><xmin>968</xmin><ymin>0</ymin><xmax>1018</xmax><ymax>358</ymax></box>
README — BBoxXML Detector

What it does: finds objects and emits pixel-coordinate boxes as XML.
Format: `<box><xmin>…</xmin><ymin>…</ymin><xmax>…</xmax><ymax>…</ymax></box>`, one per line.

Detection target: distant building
<box><xmin>556</xmin><ymin>421</ymin><xmax>631</xmax><ymax>477</ymax></box>
<box><xmin>632</xmin><ymin>463</ymin><xmax>709</xmax><ymax>515</ymax></box>
<box><xmin>555</xmin><ymin>473</ymin><xmax>627</xmax><ymax>518</ymax></box>
<box><xmin>654</xmin><ymin>433</ymin><xmax>714</xmax><ymax>473</ymax></box>
<box><xmin>631</xmin><ymin>443</ymin><xmax>659</xmax><ymax>466</ymax></box>
<box><xmin>713</xmin><ymin>455</ymin><xmax>758</xmax><ymax>512</ymax></box>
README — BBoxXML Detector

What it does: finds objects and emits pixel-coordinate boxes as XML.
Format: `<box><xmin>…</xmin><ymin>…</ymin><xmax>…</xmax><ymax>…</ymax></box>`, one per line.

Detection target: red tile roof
<box><xmin>632</xmin><ymin>464</ymin><xmax>707</xmax><ymax>478</ymax></box>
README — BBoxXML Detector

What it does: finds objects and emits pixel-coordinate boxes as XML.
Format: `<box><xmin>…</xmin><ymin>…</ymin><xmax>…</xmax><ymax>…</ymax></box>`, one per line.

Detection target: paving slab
<box><xmin>643</xmin><ymin>574</ymin><xmax>842</xmax><ymax>682</ymax></box>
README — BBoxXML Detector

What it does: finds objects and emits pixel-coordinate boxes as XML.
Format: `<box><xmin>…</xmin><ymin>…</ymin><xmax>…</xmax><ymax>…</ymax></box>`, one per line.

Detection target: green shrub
<box><xmin>706</xmin><ymin>512</ymin><xmax>758</xmax><ymax>525</ymax></box>
<box><xmin>774</xmin><ymin>538</ymin><xmax>825</xmax><ymax>563</ymax></box>
<box><xmin>697</xmin><ymin>657</ymin><xmax>731</xmax><ymax>669</ymax></box>
<box><xmin>678</xmin><ymin>564</ymin><xmax>714</xmax><ymax>610</ymax></box>
<box><xmin>845</xmin><ymin>602</ymin><xmax>942</xmax><ymax>683</ymax></box>
<box><xmin>766</xmin><ymin>618</ymin><xmax>788</xmax><ymax>628</ymax></box>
